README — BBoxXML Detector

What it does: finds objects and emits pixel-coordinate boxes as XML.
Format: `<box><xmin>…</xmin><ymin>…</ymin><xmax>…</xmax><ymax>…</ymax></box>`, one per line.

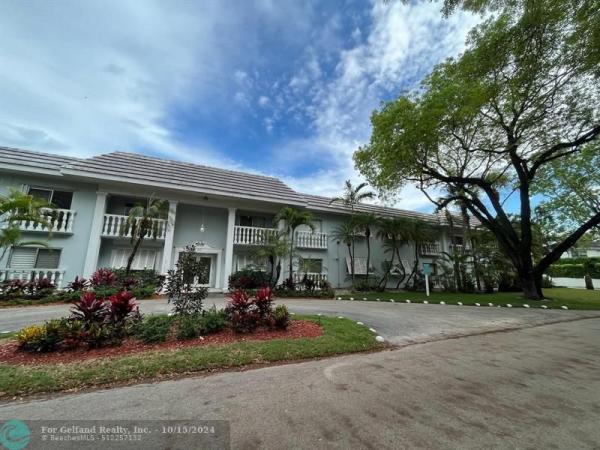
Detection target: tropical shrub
<box><xmin>272</xmin><ymin>305</ymin><xmax>290</xmax><ymax>330</ymax></box>
<box><xmin>91</xmin><ymin>268</ymin><xmax>117</xmax><ymax>288</ymax></box>
<box><xmin>228</xmin><ymin>269</ymin><xmax>270</xmax><ymax>290</ymax></box>
<box><xmin>200</xmin><ymin>306</ymin><xmax>228</xmax><ymax>334</ymax></box>
<box><xmin>226</xmin><ymin>290</ymin><xmax>260</xmax><ymax>333</ymax></box>
<box><xmin>134</xmin><ymin>315</ymin><xmax>174</xmax><ymax>343</ymax></box>
<box><xmin>17</xmin><ymin>325</ymin><xmax>50</xmax><ymax>352</ymax></box>
<box><xmin>67</xmin><ymin>276</ymin><xmax>89</xmax><ymax>292</ymax></box>
<box><xmin>166</xmin><ymin>244</ymin><xmax>208</xmax><ymax>315</ymax></box>
<box><xmin>253</xmin><ymin>286</ymin><xmax>274</xmax><ymax>319</ymax></box>
<box><xmin>176</xmin><ymin>314</ymin><xmax>202</xmax><ymax>340</ymax></box>
<box><xmin>108</xmin><ymin>291</ymin><xmax>139</xmax><ymax>323</ymax></box>
<box><xmin>70</xmin><ymin>292</ymin><xmax>109</xmax><ymax>326</ymax></box>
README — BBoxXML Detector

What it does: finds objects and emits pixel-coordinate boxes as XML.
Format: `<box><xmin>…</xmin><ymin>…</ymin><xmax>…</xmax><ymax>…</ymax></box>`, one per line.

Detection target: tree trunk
<box><xmin>521</xmin><ymin>277</ymin><xmax>542</xmax><ymax>300</ymax></box>
<box><xmin>585</xmin><ymin>274</ymin><xmax>595</xmax><ymax>290</ymax></box>
<box><xmin>347</xmin><ymin>243</ymin><xmax>354</xmax><ymax>285</ymax></box>
<box><xmin>289</xmin><ymin>229</ymin><xmax>294</xmax><ymax>282</ymax></box>
<box><xmin>126</xmin><ymin>236</ymin><xmax>144</xmax><ymax>276</ymax></box>
<box><xmin>365</xmin><ymin>229</ymin><xmax>371</xmax><ymax>286</ymax></box>
<box><xmin>379</xmin><ymin>241</ymin><xmax>396</xmax><ymax>290</ymax></box>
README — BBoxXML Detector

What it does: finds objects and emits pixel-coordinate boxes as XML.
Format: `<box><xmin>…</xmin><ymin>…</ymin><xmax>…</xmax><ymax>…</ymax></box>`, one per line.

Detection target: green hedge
<box><xmin>547</xmin><ymin>259</ymin><xmax>600</xmax><ymax>278</ymax></box>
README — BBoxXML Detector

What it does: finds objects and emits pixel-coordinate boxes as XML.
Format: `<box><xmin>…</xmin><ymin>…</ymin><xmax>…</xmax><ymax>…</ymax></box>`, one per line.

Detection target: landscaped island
<box><xmin>0</xmin><ymin>251</ymin><xmax>382</xmax><ymax>398</ymax></box>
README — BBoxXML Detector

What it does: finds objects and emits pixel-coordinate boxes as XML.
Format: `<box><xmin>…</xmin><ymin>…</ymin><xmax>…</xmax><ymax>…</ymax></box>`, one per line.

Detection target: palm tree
<box><xmin>354</xmin><ymin>212</ymin><xmax>378</xmax><ymax>285</ymax></box>
<box><xmin>377</xmin><ymin>217</ymin><xmax>407</xmax><ymax>289</ymax></box>
<box><xmin>329</xmin><ymin>180</ymin><xmax>375</xmax><ymax>212</ymax></box>
<box><xmin>404</xmin><ymin>218</ymin><xmax>437</xmax><ymax>289</ymax></box>
<box><xmin>274</xmin><ymin>207</ymin><xmax>314</xmax><ymax>281</ymax></box>
<box><xmin>121</xmin><ymin>198</ymin><xmax>167</xmax><ymax>275</ymax></box>
<box><xmin>331</xmin><ymin>219</ymin><xmax>358</xmax><ymax>283</ymax></box>
<box><xmin>0</xmin><ymin>190</ymin><xmax>51</xmax><ymax>260</ymax></box>
<box><xmin>248</xmin><ymin>231</ymin><xmax>289</xmax><ymax>287</ymax></box>
<box><xmin>330</xmin><ymin>180</ymin><xmax>375</xmax><ymax>285</ymax></box>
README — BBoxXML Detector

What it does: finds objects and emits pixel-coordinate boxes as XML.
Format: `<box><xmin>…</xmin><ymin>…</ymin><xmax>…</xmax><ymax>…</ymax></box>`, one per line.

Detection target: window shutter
<box><xmin>9</xmin><ymin>247</ymin><xmax>37</xmax><ymax>269</ymax></box>
<box><xmin>133</xmin><ymin>249</ymin><xmax>156</xmax><ymax>270</ymax></box>
<box><xmin>110</xmin><ymin>249</ymin><xmax>129</xmax><ymax>269</ymax></box>
<box><xmin>35</xmin><ymin>249</ymin><xmax>61</xmax><ymax>269</ymax></box>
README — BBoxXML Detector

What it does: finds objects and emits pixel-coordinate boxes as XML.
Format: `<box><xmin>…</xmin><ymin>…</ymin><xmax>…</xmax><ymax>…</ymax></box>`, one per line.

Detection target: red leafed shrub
<box><xmin>254</xmin><ymin>286</ymin><xmax>274</xmax><ymax>319</ymax></box>
<box><xmin>91</xmin><ymin>268</ymin><xmax>117</xmax><ymax>288</ymax></box>
<box><xmin>108</xmin><ymin>291</ymin><xmax>138</xmax><ymax>322</ymax></box>
<box><xmin>226</xmin><ymin>290</ymin><xmax>259</xmax><ymax>333</ymax></box>
<box><xmin>70</xmin><ymin>292</ymin><xmax>109</xmax><ymax>326</ymax></box>
<box><xmin>67</xmin><ymin>276</ymin><xmax>89</xmax><ymax>291</ymax></box>
<box><xmin>120</xmin><ymin>276</ymin><xmax>138</xmax><ymax>290</ymax></box>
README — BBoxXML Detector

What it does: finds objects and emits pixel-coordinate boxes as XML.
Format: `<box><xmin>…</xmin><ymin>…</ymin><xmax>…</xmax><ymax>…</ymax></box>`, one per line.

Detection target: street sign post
<box><xmin>423</xmin><ymin>264</ymin><xmax>431</xmax><ymax>297</ymax></box>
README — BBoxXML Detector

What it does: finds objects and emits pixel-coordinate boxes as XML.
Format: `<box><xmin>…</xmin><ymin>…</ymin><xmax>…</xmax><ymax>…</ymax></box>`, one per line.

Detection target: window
<box><xmin>297</xmin><ymin>219</ymin><xmax>322</xmax><ymax>233</ymax></box>
<box><xmin>9</xmin><ymin>247</ymin><xmax>61</xmax><ymax>269</ymax></box>
<box><xmin>238</xmin><ymin>215</ymin><xmax>267</xmax><ymax>227</ymax></box>
<box><xmin>452</xmin><ymin>236</ymin><xmax>464</xmax><ymax>245</ymax></box>
<box><xmin>346</xmin><ymin>256</ymin><xmax>370</xmax><ymax>275</ymax></box>
<box><xmin>110</xmin><ymin>248</ymin><xmax>157</xmax><ymax>270</ymax></box>
<box><xmin>299</xmin><ymin>258</ymin><xmax>323</xmax><ymax>273</ymax></box>
<box><xmin>28</xmin><ymin>187</ymin><xmax>73</xmax><ymax>209</ymax></box>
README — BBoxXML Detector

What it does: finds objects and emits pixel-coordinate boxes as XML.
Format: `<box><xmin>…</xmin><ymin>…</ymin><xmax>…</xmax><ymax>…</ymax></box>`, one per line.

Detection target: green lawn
<box><xmin>338</xmin><ymin>288</ymin><xmax>600</xmax><ymax>310</ymax></box>
<box><xmin>0</xmin><ymin>315</ymin><xmax>381</xmax><ymax>398</ymax></box>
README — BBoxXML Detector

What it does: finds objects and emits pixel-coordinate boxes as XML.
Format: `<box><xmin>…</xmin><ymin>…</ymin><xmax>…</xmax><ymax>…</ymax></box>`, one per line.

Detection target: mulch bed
<box><xmin>0</xmin><ymin>320</ymin><xmax>322</xmax><ymax>366</ymax></box>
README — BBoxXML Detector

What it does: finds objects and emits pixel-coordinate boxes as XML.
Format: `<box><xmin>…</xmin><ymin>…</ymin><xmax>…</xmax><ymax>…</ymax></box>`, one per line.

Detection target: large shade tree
<box><xmin>355</xmin><ymin>0</ymin><xmax>600</xmax><ymax>299</ymax></box>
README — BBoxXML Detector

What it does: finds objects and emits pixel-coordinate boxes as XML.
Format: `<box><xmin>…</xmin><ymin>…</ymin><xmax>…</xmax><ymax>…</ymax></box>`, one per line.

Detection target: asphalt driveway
<box><xmin>1</xmin><ymin>297</ymin><xmax>598</xmax><ymax>345</ymax></box>
<box><xmin>2</xmin><ymin>316</ymin><xmax>599</xmax><ymax>449</ymax></box>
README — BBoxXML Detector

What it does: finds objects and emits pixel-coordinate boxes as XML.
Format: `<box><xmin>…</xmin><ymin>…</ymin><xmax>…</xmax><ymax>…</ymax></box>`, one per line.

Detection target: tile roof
<box><xmin>301</xmin><ymin>193</ymin><xmax>446</xmax><ymax>224</ymax></box>
<box><xmin>62</xmin><ymin>151</ymin><xmax>306</xmax><ymax>204</ymax></box>
<box><xmin>0</xmin><ymin>146</ymin><xmax>456</xmax><ymax>223</ymax></box>
<box><xmin>0</xmin><ymin>146</ymin><xmax>80</xmax><ymax>174</ymax></box>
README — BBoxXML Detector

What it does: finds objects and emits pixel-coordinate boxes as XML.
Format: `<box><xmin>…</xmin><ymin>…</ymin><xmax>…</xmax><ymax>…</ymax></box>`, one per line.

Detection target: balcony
<box><xmin>292</xmin><ymin>272</ymin><xmax>328</xmax><ymax>289</ymax></box>
<box><xmin>295</xmin><ymin>231</ymin><xmax>328</xmax><ymax>249</ymax></box>
<box><xmin>449</xmin><ymin>244</ymin><xmax>470</xmax><ymax>253</ymax></box>
<box><xmin>420</xmin><ymin>242</ymin><xmax>441</xmax><ymax>256</ymax></box>
<box><xmin>0</xmin><ymin>268</ymin><xmax>66</xmax><ymax>288</ymax></box>
<box><xmin>17</xmin><ymin>208</ymin><xmax>75</xmax><ymax>233</ymax></box>
<box><xmin>102</xmin><ymin>214</ymin><xmax>167</xmax><ymax>239</ymax></box>
<box><xmin>233</xmin><ymin>225</ymin><xmax>278</xmax><ymax>246</ymax></box>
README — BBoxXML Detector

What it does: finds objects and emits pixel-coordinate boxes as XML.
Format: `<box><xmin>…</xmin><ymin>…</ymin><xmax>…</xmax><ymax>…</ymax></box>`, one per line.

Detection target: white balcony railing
<box><xmin>17</xmin><ymin>208</ymin><xmax>75</xmax><ymax>233</ymax></box>
<box><xmin>102</xmin><ymin>214</ymin><xmax>167</xmax><ymax>239</ymax></box>
<box><xmin>292</xmin><ymin>272</ymin><xmax>328</xmax><ymax>288</ymax></box>
<box><xmin>0</xmin><ymin>268</ymin><xmax>66</xmax><ymax>288</ymax></box>
<box><xmin>233</xmin><ymin>226</ymin><xmax>278</xmax><ymax>246</ymax></box>
<box><xmin>295</xmin><ymin>231</ymin><xmax>328</xmax><ymax>249</ymax></box>
<box><xmin>449</xmin><ymin>244</ymin><xmax>471</xmax><ymax>253</ymax></box>
<box><xmin>420</xmin><ymin>242</ymin><xmax>441</xmax><ymax>256</ymax></box>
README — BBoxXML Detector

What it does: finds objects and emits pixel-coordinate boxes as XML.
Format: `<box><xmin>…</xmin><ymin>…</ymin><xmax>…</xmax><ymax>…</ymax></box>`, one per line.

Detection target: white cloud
<box><xmin>0</xmin><ymin>0</ymin><xmax>479</xmax><ymax>213</ymax></box>
<box><xmin>272</xmin><ymin>1</ymin><xmax>479</xmax><ymax>212</ymax></box>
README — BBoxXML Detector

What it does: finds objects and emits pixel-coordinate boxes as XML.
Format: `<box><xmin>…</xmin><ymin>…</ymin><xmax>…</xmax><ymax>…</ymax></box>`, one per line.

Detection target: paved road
<box><xmin>1</xmin><ymin>297</ymin><xmax>598</xmax><ymax>346</ymax></box>
<box><xmin>2</xmin><ymin>317</ymin><xmax>599</xmax><ymax>449</ymax></box>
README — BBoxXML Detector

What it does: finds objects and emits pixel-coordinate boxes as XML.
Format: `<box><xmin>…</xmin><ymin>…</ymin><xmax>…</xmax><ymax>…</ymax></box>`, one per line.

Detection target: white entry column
<box><xmin>223</xmin><ymin>207</ymin><xmax>236</xmax><ymax>290</ymax></box>
<box><xmin>160</xmin><ymin>200</ymin><xmax>178</xmax><ymax>274</ymax></box>
<box><xmin>83</xmin><ymin>191</ymin><xmax>108</xmax><ymax>277</ymax></box>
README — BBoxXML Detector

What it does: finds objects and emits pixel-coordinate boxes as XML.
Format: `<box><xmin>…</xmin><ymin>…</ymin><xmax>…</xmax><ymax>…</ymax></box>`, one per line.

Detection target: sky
<box><xmin>0</xmin><ymin>0</ymin><xmax>480</xmax><ymax>212</ymax></box>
